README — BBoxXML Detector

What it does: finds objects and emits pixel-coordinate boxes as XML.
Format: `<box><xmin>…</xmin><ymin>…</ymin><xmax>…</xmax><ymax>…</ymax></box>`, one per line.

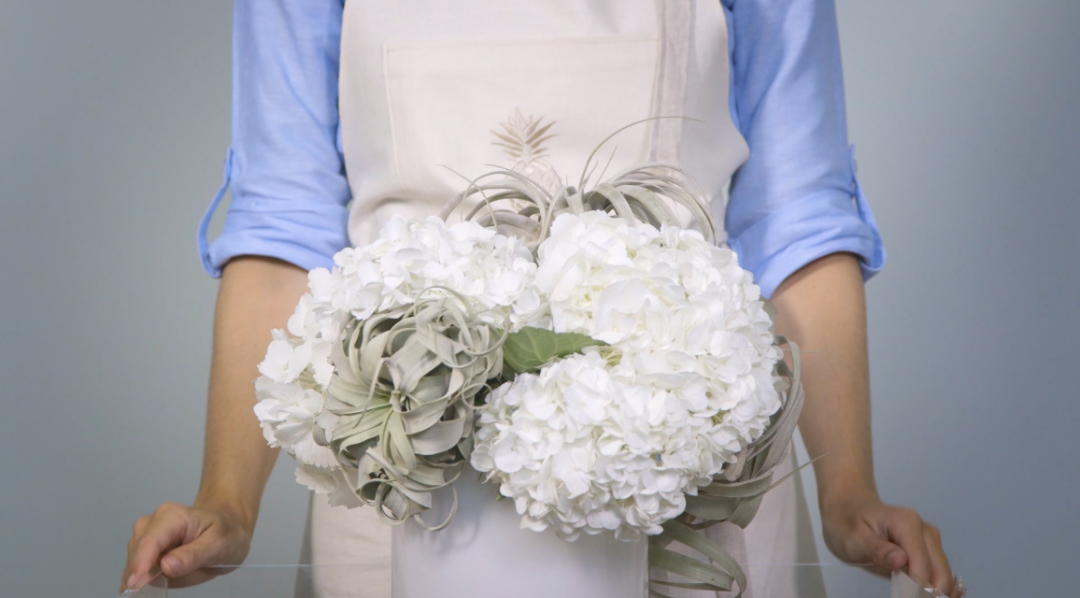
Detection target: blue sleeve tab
<box><xmin>197</xmin><ymin>148</ymin><xmax>235</xmax><ymax>278</ymax></box>
<box><xmin>850</xmin><ymin>144</ymin><xmax>886</xmax><ymax>279</ymax></box>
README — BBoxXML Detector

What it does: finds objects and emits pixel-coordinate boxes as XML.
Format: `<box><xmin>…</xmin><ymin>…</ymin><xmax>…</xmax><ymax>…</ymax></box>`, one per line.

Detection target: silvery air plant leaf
<box><xmin>256</xmin><ymin>119</ymin><xmax>808</xmax><ymax>597</ymax></box>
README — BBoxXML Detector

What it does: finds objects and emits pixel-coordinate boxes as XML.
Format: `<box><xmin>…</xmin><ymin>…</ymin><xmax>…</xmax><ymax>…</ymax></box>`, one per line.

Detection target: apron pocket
<box><xmin>383</xmin><ymin>36</ymin><xmax>659</xmax><ymax>197</ymax></box>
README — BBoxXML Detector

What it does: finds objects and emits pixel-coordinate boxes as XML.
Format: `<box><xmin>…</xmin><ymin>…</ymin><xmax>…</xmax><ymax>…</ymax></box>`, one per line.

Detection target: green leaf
<box><xmin>502</xmin><ymin>327</ymin><xmax>606</xmax><ymax>373</ymax></box>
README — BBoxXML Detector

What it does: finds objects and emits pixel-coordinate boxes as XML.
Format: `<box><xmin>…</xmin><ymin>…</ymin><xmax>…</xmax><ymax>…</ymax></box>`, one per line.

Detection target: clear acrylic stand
<box><xmin>118</xmin><ymin>562</ymin><xmax>947</xmax><ymax>597</ymax></box>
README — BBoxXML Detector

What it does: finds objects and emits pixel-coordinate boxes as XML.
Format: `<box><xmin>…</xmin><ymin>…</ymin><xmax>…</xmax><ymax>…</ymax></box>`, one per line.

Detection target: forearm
<box><xmin>770</xmin><ymin>253</ymin><xmax>879</xmax><ymax>508</ymax></box>
<box><xmin>194</xmin><ymin>256</ymin><xmax>311</xmax><ymax>529</ymax></box>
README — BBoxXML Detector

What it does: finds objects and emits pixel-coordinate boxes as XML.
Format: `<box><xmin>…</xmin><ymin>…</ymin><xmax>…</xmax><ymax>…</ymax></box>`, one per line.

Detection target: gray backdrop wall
<box><xmin>1</xmin><ymin>1</ymin><xmax>1076</xmax><ymax>596</ymax></box>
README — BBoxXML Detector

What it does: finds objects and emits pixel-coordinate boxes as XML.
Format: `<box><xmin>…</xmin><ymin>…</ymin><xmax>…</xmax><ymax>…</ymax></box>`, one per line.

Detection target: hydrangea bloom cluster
<box><xmin>254</xmin><ymin>216</ymin><xmax>539</xmax><ymax>495</ymax></box>
<box><xmin>471</xmin><ymin>212</ymin><xmax>783</xmax><ymax>539</ymax></box>
<box><xmin>471</xmin><ymin>351</ymin><xmax>722</xmax><ymax>540</ymax></box>
<box><xmin>302</xmin><ymin>215</ymin><xmax>540</xmax><ymax>329</ymax></box>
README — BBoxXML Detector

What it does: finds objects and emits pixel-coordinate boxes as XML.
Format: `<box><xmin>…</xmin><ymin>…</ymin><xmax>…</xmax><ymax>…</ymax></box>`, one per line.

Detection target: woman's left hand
<box><xmin>821</xmin><ymin>491</ymin><xmax>963</xmax><ymax>598</ymax></box>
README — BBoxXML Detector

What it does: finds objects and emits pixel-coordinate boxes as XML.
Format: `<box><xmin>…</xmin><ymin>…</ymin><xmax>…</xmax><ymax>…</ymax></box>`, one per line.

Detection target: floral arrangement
<box><xmin>254</xmin><ymin>123</ymin><xmax>807</xmax><ymax>595</ymax></box>
<box><xmin>255</xmin><ymin>216</ymin><xmax>538</xmax><ymax>525</ymax></box>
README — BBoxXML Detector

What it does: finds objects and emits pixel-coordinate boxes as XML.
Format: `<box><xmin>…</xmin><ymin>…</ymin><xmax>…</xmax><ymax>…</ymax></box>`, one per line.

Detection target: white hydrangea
<box><xmin>532</xmin><ymin>212</ymin><xmax>782</xmax><ymax>444</ymax></box>
<box><xmin>254</xmin><ymin>215</ymin><xmax>540</xmax><ymax>494</ymax></box>
<box><xmin>252</xmin><ymin>329</ymin><xmax>336</xmax><ymax>475</ymax></box>
<box><xmin>258</xmin><ymin>329</ymin><xmax>334</xmax><ymax>388</ymax></box>
<box><xmin>473</xmin><ymin>211</ymin><xmax>785</xmax><ymax>539</ymax></box>
<box><xmin>290</xmin><ymin>215</ymin><xmax>542</xmax><ymax>339</ymax></box>
<box><xmin>472</xmin><ymin>351</ymin><xmax>724</xmax><ymax>540</ymax></box>
<box><xmin>253</xmin><ymin>375</ymin><xmax>337</xmax><ymax>469</ymax></box>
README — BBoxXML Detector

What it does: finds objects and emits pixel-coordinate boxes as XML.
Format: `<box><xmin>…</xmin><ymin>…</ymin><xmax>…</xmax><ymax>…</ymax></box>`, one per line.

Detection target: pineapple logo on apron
<box><xmin>492</xmin><ymin>109</ymin><xmax>562</xmax><ymax>197</ymax></box>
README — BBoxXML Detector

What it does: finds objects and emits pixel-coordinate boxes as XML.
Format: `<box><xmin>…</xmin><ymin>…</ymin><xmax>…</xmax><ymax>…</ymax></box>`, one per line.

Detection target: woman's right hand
<box><xmin>121</xmin><ymin>499</ymin><xmax>255</xmax><ymax>593</ymax></box>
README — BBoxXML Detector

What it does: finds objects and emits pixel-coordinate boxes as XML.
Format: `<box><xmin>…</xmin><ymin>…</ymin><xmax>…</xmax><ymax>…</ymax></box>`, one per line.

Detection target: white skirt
<box><xmin>294</xmin><ymin>449</ymin><xmax>826</xmax><ymax>598</ymax></box>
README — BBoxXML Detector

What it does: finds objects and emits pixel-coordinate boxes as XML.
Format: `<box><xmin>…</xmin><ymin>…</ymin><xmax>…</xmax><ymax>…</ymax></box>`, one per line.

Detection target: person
<box><xmin>121</xmin><ymin>1</ymin><xmax>962</xmax><ymax>596</ymax></box>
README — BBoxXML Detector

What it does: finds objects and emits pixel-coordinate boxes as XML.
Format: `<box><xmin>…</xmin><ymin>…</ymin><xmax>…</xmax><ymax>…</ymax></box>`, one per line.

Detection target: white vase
<box><xmin>391</xmin><ymin>466</ymin><xmax>648</xmax><ymax>598</ymax></box>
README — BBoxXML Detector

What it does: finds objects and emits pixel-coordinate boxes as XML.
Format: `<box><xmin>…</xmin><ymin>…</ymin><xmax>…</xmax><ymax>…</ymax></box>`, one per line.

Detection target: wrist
<box><xmin>193</xmin><ymin>489</ymin><xmax>260</xmax><ymax>533</ymax></box>
<box><xmin>816</xmin><ymin>473</ymin><xmax>880</xmax><ymax>516</ymax></box>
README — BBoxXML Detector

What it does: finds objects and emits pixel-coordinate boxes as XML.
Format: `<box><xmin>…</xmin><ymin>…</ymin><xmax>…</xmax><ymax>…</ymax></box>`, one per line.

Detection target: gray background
<box><xmin>1</xmin><ymin>1</ymin><xmax>1076</xmax><ymax>596</ymax></box>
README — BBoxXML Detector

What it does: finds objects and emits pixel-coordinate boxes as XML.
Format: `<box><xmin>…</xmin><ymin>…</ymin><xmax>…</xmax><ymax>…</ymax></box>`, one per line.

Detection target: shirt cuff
<box><xmin>728</xmin><ymin>176</ymin><xmax>886</xmax><ymax>299</ymax></box>
<box><xmin>197</xmin><ymin>148</ymin><xmax>349</xmax><ymax>277</ymax></box>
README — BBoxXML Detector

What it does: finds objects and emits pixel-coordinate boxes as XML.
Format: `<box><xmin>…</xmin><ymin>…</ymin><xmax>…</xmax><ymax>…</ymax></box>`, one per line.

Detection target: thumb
<box><xmin>159</xmin><ymin>531</ymin><xmax>228</xmax><ymax>579</ymax></box>
<box><xmin>855</xmin><ymin>528</ymin><xmax>908</xmax><ymax>573</ymax></box>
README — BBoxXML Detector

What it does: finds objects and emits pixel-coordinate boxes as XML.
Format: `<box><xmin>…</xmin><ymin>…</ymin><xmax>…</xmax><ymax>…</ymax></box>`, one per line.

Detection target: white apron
<box><xmin>297</xmin><ymin>1</ymin><xmax>826</xmax><ymax>596</ymax></box>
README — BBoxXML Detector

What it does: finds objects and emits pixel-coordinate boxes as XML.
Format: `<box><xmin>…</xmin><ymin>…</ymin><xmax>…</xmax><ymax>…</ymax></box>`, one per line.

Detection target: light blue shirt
<box><xmin>199</xmin><ymin>0</ymin><xmax>885</xmax><ymax>299</ymax></box>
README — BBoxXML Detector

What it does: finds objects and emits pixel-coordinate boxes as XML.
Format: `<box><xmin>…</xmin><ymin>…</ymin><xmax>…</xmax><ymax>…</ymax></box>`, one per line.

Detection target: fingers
<box><xmin>824</xmin><ymin>500</ymin><xmax>960</xmax><ymax>595</ymax></box>
<box><xmin>121</xmin><ymin>516</ymin><xmax>150</xmax><ymax>593</ymax></box>
<box><xmin>854</xmin><ymin>527</ymin><xmax>907</xmax><ymax>574</ymax></box>
<box><xmin>886</xmin><ymin>508</ymin><xmax>932</xmax><ymax>585</ymax></box>
<box><xmin>124</xmin><ymin>503</ymin><xmax>195</xmax><ymax>590</ymax></box>
<box><xmin>121</xmin><ymin>502</ymin><xmax>254</xmax><ymax>592</ymax></box>
<box><xmin>922</xmin><ymin>523</ymin><xmax>959</xmax><ymax>597</ymax></box>
<box><xmin>159</xmin><ymin>528</ymin><xmax>229</xmax><ymax>579</ymax></box>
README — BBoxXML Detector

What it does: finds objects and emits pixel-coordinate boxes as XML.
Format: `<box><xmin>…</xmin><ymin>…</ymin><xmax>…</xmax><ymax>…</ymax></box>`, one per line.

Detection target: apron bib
<box><xmin>336</xmin><ymin>0</ymin><xmax>748</xmax><ymax>247</ymax></box>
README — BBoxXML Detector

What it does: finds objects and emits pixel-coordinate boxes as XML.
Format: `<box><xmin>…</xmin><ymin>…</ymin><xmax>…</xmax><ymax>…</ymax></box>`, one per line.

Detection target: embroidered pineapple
<box><xmin>492</xmin><ymin>109</ymin><xmax>562</xmax><ymax>196</ymax></box>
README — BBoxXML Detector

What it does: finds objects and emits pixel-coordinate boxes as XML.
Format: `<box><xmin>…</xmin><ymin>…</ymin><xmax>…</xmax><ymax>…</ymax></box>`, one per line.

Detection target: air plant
<box><xmin>442</xmin><ymin>118</ymin><xmax>718</xmax><ymax>253</ymax></box>
<box><xmin>324</xmin><ymin>292</ymin><xmax>505</xmax><ymax>530</ymax></box>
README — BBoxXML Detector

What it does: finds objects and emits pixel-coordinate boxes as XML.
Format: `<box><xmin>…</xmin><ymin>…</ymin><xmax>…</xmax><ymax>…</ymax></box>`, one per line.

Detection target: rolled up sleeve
<box><xmin>197</xmin><ymin>0</ymin><xmax>349</xmax><ymax>277</ymax></box>
<box><xmin>724</xmin><ymin>0</ymin><xmax>885</xmax><ymax>298</ymax></box>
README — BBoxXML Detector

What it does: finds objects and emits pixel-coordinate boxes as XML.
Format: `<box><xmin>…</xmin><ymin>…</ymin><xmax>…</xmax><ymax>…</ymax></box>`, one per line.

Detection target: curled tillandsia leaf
<box><xmin>324</xmin><ymin>290</ymin><xmax>506</xmax><ymax>529</ymax></box>
<box><xmin>440</xmin><ymin>117</ymin><xmax>717</xmax><ymax>252</ymax></box>
<box><xmin>648</xmin><ymin>336</ymin><xmax>811</xmax><ymax>598</ymax></box>
<box><xmin>439</xmin><ymin>169</ymin><xmax>553</xmax><ymax>251</ymax></box>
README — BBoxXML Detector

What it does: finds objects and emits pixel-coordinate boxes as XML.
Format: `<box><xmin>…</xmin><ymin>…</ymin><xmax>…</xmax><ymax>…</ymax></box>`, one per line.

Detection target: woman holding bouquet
<box><xmin>121</xmin><ymin>1</ymin><xmax>960</xmax><ymax>596</ymax></box>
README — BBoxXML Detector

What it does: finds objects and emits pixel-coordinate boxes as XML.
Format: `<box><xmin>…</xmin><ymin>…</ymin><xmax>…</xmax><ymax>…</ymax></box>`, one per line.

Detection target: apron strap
<box><xmin>648</xmin><ymin>0</ymin><xmax>693</xmax><ymax>164</ymax></box>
